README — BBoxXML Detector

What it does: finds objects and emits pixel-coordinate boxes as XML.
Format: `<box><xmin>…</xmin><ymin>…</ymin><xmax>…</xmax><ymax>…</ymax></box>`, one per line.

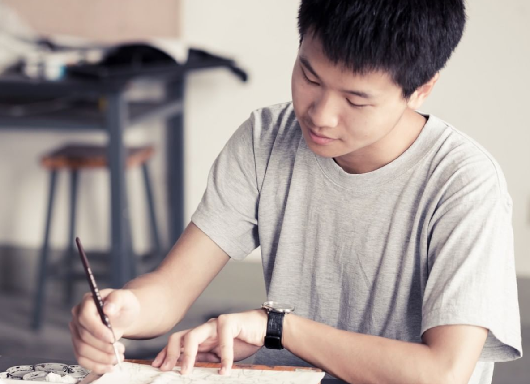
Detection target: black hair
<box><xmin>298</xmin><ymin>0</ymin><xmax>467</xmax><ymax>98</ymax></box>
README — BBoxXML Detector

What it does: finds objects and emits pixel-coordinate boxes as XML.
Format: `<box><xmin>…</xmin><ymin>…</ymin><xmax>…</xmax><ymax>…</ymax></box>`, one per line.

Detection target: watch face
<box><xmin>262</xmin><ymin>301</ymin><xmax>295</xmax><ymax>313</ymax></box>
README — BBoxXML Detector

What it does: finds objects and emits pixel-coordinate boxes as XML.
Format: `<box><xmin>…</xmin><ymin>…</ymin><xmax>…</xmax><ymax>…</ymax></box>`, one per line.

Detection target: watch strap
<box><xmin>264</xmin><ymin>310</ymin><xmax>284</xmax><ymax>349</ymax></box>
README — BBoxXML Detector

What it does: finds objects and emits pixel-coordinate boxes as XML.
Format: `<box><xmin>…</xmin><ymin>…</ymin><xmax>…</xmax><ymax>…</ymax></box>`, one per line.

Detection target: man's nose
<box><xmin>308</xmin><ymin>93</ymin><xmax>339</xmax><ymax>128</ymax></box>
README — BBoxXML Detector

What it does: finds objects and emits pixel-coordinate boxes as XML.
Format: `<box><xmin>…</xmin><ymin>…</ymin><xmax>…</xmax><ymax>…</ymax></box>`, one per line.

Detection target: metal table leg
<box><xmin>166</xmin><ymin>79</ymin><xmax>186</xmax><ymax>247</ymax></box>
<box><xmin>106</xmin><ymin>92</ymin><xmax>132</xmax><ymax>288</ymax></box>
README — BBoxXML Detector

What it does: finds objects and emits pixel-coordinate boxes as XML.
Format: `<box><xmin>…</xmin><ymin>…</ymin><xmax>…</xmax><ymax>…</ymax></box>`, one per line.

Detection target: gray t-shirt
<box><xmin>191</xmin><ymin>102</ymin><xmax>522</xmax><ymax>383</ymax></box>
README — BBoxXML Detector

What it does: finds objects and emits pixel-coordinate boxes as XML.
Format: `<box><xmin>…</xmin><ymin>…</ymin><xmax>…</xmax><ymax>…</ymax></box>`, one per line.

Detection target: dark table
<box><xmin>0</xmin><ymin>48</ymin><xmax>247</xmax><ymax>289</ymax></box>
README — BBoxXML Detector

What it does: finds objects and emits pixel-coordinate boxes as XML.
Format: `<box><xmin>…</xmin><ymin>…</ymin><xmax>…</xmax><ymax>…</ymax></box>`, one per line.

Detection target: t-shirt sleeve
<box><xmin>422</xmin><ymin>158</ymin><xmax>522</xmax><ymax>362</ymax></box>
<box><xmin>191</xmin><ymin>114</ymin><xmax>260</xmax><ymax>260</ymax></box>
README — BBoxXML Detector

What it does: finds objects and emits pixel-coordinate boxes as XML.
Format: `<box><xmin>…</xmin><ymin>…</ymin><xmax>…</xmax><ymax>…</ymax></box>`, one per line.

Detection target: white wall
<box><xmin>0</xmin><ymin>0</ymin><xmax>528</xmax><ymax>276</ymax></box>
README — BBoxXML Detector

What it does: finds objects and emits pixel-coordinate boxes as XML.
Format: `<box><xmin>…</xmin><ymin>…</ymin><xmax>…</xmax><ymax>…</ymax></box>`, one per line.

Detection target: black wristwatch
<box><xmin>261</xmin><ymin>301</ymin><xmax>295</xmax><ymax>349</ymax></box>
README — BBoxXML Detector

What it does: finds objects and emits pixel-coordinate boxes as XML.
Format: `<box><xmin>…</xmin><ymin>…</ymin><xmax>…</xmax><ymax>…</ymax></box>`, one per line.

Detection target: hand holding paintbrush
<box><xmin>75</xmin><ymin>237</ymin><xmax>122</xmax><ymax>370</ymax></box>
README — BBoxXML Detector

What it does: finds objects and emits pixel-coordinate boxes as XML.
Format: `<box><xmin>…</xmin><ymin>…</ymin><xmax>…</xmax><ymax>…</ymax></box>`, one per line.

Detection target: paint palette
<box><xmin>0</xmin><ymin>363</ymin><xmax>89</xmax><ymax>382</ymax></box>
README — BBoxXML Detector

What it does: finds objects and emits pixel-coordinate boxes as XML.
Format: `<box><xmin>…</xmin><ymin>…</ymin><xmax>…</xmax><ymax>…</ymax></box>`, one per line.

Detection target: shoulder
<box><xmin>425</xmin><ymin>115</ymin><xmax>510</xmax><ymax>203</ymax></box>
<box><xmin>236</xmin><ymin>102</ymin><xmax>302</xmax><ymax>161</ymax></box>
<box><xmin>245</xmin><ymin>102</ymin><xmax>299</xmax><ymax>141</ymax></box>
<box><xmin>222</xmin><ymin>102</ymin><xmax>298</xmax><ymax>151</ymax></box>
<box><xmin>250</xmin><ymin>101</ymin><xmax>296</xmax><ymax>124</ymax></box>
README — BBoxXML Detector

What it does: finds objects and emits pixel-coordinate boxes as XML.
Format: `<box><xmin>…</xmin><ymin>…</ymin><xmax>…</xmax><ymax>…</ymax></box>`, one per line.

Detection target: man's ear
<box><xmin>407</xmin><ymin>73</ymin><xmax>440</xmax><ymax>110</ymax></box>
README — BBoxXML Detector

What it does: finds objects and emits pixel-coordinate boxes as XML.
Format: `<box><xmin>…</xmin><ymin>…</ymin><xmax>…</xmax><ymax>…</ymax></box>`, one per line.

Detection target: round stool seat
<box><xmin>41</xmin><ymin>144</ymin><xmax>155</xmax><ymax>170</ymax></box>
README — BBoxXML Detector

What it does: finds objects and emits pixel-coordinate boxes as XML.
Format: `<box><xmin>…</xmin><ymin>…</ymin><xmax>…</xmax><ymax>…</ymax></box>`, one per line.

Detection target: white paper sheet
<box><xmin>92</xmin><ymin>362</ymin><xmax>324</xmax><ymax>384</ymax></box>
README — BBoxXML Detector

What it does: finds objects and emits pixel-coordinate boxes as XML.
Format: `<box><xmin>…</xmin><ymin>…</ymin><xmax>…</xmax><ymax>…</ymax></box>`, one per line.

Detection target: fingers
<box><xmin>155</xmin><ymin>331</ymin><xmax>184</xmax><ymax>371</ymax></box>
<box><xmin>180</xmin><ymin>322</ymin><xmax>217</xmax><ymax>374</ymax></box>
<box><xmin>72</xmin><ymin>294</ymin><xmax>114</xmax><ymax>343</ymax></box>
<box><xmin>195</xmin><ymin>352</ymin><xmax>222</xmax><ymax>363</ymax></box>
<box><xmin>70</xmin><ymin>319</ymin><xmax>119</xmax><ymax>354</ymax></box>
<box><xmin>70</xmin><ymin>289</ymin><xmax>133</xmax><ymax>373</ymax></box>
<box><xmin>216</xmin><ymin>315</ymin><xmax>235</xmax><ymax>375</ymax></box>
<box><xmin>154</xmin><ymin>322</ymin><xmax>219</xmax><ymax>374</ymax></box>
<box><xmin>69</xmin><ymin>321</ymin><xmax>125</xmax><ymax>374</ymax></box>
<box><xmin>151</xmin><ymin>333</ymin><xmax>223</xmax><ymax>370</ymax></box>
<box><xmin>151</xmin><ymin>347</ymin><xmax>168</xmax><ymax>368</ymax></box>
<box><xmin>153</xmin><ymin>311</ymin><xmax>263</xmax><ymax>376</ymax></box>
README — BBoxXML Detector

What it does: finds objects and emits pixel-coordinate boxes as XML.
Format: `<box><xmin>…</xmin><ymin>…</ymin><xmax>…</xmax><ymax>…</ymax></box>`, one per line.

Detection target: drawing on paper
<box><xmin>91</xmin><ymin>362</ymin><xmax>325</xmax><ymax>384</ymax></box>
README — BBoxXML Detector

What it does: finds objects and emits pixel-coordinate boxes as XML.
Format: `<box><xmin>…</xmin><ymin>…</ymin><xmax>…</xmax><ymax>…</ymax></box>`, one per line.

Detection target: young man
<box><xmin>69</xmin><ymin>1</ymin><xmax>522</xmax><ymax>383</ymax></box>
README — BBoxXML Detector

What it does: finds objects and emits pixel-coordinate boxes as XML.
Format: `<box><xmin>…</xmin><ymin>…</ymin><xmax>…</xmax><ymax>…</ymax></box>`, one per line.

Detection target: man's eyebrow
<box><xmin>299</xmin><ymin>56</ymin><xmax>320</xmax><ymax>79</ymax></box>
<box><xmin>299</xmin><ymin>55</ymin><xmax>374</xmax><ymax>99</ymax></box>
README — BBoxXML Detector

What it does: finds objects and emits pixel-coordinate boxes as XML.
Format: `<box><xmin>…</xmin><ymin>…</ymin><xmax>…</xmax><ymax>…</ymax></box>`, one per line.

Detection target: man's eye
<box><xmin>346</xmin><ymin>99</ymin><xmax>367</xmax><ymax>108</ymax></box>
<box><xmin>302</xmin><ymin>70</ymin><xmax>319</xmax><ymax>85</ymax></box>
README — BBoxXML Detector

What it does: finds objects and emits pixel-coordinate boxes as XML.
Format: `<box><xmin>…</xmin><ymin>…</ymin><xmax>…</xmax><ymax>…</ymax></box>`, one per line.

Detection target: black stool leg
<box><xmin>142</xmin><ymin>163</ymin><xmax>162</xmax><ymax>263</ymax></box>
<box><xmin>126</xmin><ymin>203</ymin><xmax>137</xmax><ymax>279</ymax></box>
<box><xmin>65</xmin><ymin>170</ymin><xmax>78</xmax><ymax>306</ymax></box>
<box><xmin>120</xmin><ymin>169</ymin><xmax>136</xmax><ymax>280</ymax></box>
<box><xmin>32</xmin><ymin>170</ymin><xmax>58</xmax><ymax>330</ymax></box>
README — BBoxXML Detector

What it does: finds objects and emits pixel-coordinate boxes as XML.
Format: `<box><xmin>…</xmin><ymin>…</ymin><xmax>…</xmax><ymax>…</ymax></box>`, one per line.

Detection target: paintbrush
<box><xmin>75</xmin><ymin>237</ymin><xmax>122</xmax><ymax>370</ymax></box>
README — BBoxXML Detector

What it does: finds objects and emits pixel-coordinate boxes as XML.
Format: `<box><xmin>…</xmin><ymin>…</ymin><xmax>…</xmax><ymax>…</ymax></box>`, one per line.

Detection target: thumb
<box><xmin>102</xmin><ymin>289</ymin><xmax>139</xmax><ymax>327</ymax></box>
<box><xmin>101</xmin><ymin>289</ymin><xmax>125</xmax><ymax>318</ymax></box>
<box><xmin>99</xmin><ymin>289</ymin><xmax>130</xmax><ymax>341</ymax></box>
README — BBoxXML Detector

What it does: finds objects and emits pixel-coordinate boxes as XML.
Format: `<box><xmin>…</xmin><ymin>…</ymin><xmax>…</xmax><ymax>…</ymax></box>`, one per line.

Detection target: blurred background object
<box><xmin>0</xmin><ymin>0</ymin><xmax>188</xmax><ymax>81</ymax></box>
<box><xmin>31</xmin><ymin>143</ymin><xmax>162</xmax><ymax>330</ymax></box>
<box><xmin>1</xmin><ymin>0</ymin><xmax>182</xmax><ymax>44</ymax></box>
<box><xmin>0</xmin><ymin>0</ymin><xmax>41</xmax><ymax>73</ymax></box>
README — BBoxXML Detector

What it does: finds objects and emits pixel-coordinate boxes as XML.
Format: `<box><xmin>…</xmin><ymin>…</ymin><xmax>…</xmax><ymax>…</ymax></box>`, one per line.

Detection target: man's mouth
<box><xmin>308</xmin><ymin>129</ymin><xmax>336</xmax><ymax>145</ymax></box>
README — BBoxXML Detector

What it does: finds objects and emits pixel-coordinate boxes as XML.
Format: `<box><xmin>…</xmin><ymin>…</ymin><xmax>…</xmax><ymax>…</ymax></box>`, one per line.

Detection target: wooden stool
<box><xmin>32</xmin><ymin>144</ymin><xmax>162</xmax><ymax>330</ymax></box>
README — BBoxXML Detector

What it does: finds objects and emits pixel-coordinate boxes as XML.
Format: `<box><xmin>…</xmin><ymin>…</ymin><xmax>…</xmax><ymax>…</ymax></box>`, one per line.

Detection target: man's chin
<box><xmin>303</xmin><ymin>138</ymin><xmax>339</xmax><ymax>158</ymax></box>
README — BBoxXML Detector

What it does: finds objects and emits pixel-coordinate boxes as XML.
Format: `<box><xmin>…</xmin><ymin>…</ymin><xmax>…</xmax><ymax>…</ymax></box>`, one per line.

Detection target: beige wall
<box><xmin>420</xmin><ymin>0</ymin><xmax>530</xmax><ymax>275</ymax></box>
<box><xmin>3</xmin><ymin>0</ymin><xmax>182</xmax><ymax>42</ymax></box>
<box><xmin>0</xmin><ymin>0</ymin><xmax>528</xmax><ymax>276</ymax></box>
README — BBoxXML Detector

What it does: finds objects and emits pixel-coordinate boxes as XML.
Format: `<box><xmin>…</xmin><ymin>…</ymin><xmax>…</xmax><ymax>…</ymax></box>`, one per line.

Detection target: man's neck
<box><xmin>335</xmin><ymin>110</ymin><xmax>427</xmax><ymax>174</ymax></box>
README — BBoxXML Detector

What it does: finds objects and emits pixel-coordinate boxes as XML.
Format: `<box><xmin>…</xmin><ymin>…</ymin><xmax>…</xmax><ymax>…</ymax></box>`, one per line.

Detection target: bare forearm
<box><xmin>283</xmin><ymin>315</ymin><xmax>485</xmax><ymax>384</ymax></box>
<box><xmin>284</xmin><ymin>316</ymin><xmax>434</xmax><ymax>384</ymax></box>
<box><xmin>122</xmin><ymin>271</ymin><xmax>182</xmax><ymax>338</ymax></box>
<box><xmin>122</xmin><ymin>223</ymin><xmax>230</xmax><ymax>339</ymax></box>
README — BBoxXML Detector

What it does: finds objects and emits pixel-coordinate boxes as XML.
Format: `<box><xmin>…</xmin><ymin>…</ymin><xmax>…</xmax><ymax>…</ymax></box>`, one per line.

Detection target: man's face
<box><xmin>291</xmin><ymin>34</ymin><xmax>420</xmax><ymax>173</ymax></box>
